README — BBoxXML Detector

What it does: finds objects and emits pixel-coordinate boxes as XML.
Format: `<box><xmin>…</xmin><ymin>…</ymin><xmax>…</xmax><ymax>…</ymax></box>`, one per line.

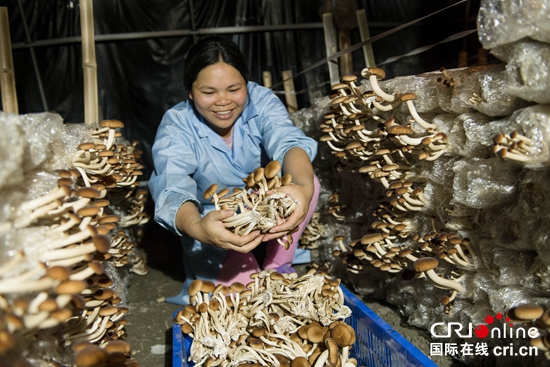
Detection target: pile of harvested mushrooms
<box><xmin>174</xmin><ymin>268</ymin><xmax>357</xmax><ymax>367</ymax></box>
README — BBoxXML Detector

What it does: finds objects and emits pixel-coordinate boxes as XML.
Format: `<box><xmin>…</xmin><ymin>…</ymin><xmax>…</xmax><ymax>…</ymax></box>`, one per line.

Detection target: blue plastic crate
<box><xmin>173</xmin><ymin>285</ymin><xmax>438</xmax><ymax>367</ymax></box>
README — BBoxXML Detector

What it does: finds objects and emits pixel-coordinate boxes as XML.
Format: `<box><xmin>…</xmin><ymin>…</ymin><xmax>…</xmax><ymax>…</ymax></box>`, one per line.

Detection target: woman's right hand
<box><xmin>199</xmin><ymin>209</ymin><xmax>265</xmax><ymax>252</ymax></box>
<box><xmin>176</xmin><ymin>202</ymin><xmax>264</xmax><ymax>253</ymax></box>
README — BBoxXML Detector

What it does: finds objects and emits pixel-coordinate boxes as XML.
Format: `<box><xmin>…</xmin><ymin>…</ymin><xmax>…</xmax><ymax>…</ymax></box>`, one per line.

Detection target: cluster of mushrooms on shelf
<box><xmin>287</xmin><ymin>27</ymin><xmax>550</xmax><ymax>364</ymax></box>
<box><xmin>0</xmin><ymin>113</ymin><xmax>149</xmax><ymax>367</ymax></box>
<box><xmin>174</xmin><ymin>268</ymin><xmax>357</xmax><ymax>367</ymax></box>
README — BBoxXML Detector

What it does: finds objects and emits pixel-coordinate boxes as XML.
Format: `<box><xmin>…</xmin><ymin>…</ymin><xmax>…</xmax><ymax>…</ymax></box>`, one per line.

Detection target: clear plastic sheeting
<box><xmin>477</xmin><ymin>0</ymin><xmax>550</xmax><ymax>49</ymax></box>
<box><xmin>0</xmin><ymin>113</ymin><xmax>27</xmax><ymax>190</ymax></box>
<box><xmin>501</xmin><ymin>40</ymin><xmax>550</xmax><ymax>104</ymax></box>
<box><xmin>451</xmin><ymin>157</ymin><xmax>519</xmax><ymax>209</ymax></box>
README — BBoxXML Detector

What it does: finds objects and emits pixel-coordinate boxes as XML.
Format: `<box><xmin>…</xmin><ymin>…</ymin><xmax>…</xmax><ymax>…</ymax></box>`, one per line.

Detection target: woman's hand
<box><xmin>261</xmin><ymin>182</ymin><xmax>313</xmax><ymax>242</ymax></box>
<box><xmin>176</xmin><ymin>202</ymin><xmax>264</xmax><ymax>253</ymax></box>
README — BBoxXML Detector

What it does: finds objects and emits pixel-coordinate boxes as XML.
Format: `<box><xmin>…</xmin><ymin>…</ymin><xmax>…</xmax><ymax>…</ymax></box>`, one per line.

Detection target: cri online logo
<box><xmin>431</xmin><ymin>312</ymin><xmax>538</xmax><ymax>339</ymax></box>
<box><xmin>474</xmin><ymin>313</ymin><xmax>513</xmax><ymax>338</ymax></box>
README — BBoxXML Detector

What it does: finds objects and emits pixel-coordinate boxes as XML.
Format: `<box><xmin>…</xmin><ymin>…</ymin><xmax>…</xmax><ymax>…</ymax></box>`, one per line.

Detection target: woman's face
<box><xmin>189</xmin><ymin>61</ymin><xmax>247</xmax><ymax>137</ymax></box>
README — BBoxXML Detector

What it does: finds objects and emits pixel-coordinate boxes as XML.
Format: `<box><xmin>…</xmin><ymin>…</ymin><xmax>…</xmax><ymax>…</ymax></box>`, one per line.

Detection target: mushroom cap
<box><xmin>201</xmin><ymin>280</ymin><xmax>215</xmax><ymax>293</ymax></box>
<box><xmin>330</xmin><ymin>323</ymin><xmax>354</xmax><ymax>347</ymax></box>
<box><xmin>361</xmin><ymin>67</ymin><xmax>386</xmax><ymax>80</ymax></box>
<box><xmin>281</xmin><ymin>173</ymin><xmax>293</xmax><ymax>186</ymax></box>
<box><xmin>307</xmin><ymin>325</ymin><xmax>325</xmax><ymax>343</ymax></box>
<box><xmin>75</xmin><ymin>346</ymin><xmax>109</xmax><ymax>367</ymax></box>
<box><xmin>386</xmin><ymin>125</ymin><xmax>414</xmax><ymax>135</ymax></box>
<box><xmin>342</xmin><ymin>74</ymin><xmax>358</xmax><ymax>83</ymax></box>
<box><xmin>203</xmin><ymin>183</ymin><xmax>219</xmax><ymax>200</ymax></box>
<box><xmin>56</xmin><ymin>280</ymin><xmax>87</xmax><ymax>295</ymax></box>
<box><xmin>187</xmin><ymin>279</ymin><xmax>203</xmax><ymax>297</ymax></box>
<box><xmin>398</xmin><ymin>92</ymin><xmax>417</xmax><ymax>102</ymax></box>
<box><xmin>413</xmin><ymin>257</ymin><xmax>439</xmax><ymax>272</ymax></box>
<box><xmin>47</xmin><ymin>265</ymin><xmax>71</xmax><ymax>280</ymax></box>
<box><xmin>264</xmin><ymin>161</ymin><xmax>281</xmax><ymax>178</ymax></box>
<box><xmin>100</xmin><ymin>119</ymin><xmax>125</xmax><ymax>128</ymax></box>
<box><xmin>230</xmin><ymin>282</ymin><xmax>245</xmax><ymax>293</ymax></box>
<box><xmin>92</xmin><ymin>235</ymin><xmax>111</xmax><ymax>253</ymax></box>
<box><xmin>360</xmin><ymin>233</ymin><xmax>384</xmax><ymax>245</ymax></box>
<box><xmin>508</xmin><ymin>304</ymin><xmax>544</xmax><ymax>321</ymax></box>
<box><xmin>291</xmin><ymin>356</ymin><xmax>310</xmax><ymax>367</ymax></box>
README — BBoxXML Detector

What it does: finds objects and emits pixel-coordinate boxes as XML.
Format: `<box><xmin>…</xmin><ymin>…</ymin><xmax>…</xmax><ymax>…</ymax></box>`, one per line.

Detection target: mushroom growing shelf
<box><xmin>172</xmin><ymin>285</ymin><xmax>438</xmax><ymax>367</ymax></box>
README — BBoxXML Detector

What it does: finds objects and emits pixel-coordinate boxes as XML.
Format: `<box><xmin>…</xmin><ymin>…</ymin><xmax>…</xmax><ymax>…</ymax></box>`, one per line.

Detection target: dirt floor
<box><xmin>124</xmin><ymin>220</ymin><xmax>462</xmax><ymax>367</ymax></box>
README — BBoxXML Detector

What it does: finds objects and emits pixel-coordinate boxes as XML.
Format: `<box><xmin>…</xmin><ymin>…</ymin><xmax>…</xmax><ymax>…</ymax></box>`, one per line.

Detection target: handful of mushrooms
<box><xmin>204</xmin><ymin>161</ymin><xmax>300</xmax><ymax>249</ymax></box>
<box><xmin>174</xmin><ymin>268</ymin><xmax>357</xmax><ymax>367</ymax></box>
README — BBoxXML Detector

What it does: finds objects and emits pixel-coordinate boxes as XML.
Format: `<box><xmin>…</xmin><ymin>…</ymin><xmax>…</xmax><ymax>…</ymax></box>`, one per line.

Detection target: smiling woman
<box><xmin>148</xmin><ymin>35</ymin><xmax>320</xmax><ymax>306</ymax></box>
<box><xmin>189</xmin><ymin>62</ymin><xmax>248</xmax><ymax>138</ymax></box>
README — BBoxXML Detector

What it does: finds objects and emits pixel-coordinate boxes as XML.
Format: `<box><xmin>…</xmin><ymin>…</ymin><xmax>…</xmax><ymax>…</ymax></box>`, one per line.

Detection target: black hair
<box><xmin>183</xmin><ymin>35</ymin><xmax>251</xmax><ymax>91</ymax></box>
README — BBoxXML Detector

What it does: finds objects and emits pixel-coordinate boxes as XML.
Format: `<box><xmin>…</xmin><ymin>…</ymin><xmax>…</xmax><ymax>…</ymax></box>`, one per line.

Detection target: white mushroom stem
<box><xmin>368</xmin><ymin>76</ymin><xmax>395</xmax><ymax>103</ymax></box>
<box><xmin>405</xmin><ymin>101</ymin><xmax>436</xmax><ymax>130</ymax></box>
<box><xmin>372</xmin><ymin>99</ymin><xmax>395</xmax><ymax>112</ymax></box>
<box><xmin>0</xmin><ymin>251</ymin><xmax>24</xmax><ymax>276</ymax></box>
<box><xmin>0</xmin><ymin>263</ymin><xmax>47</xmax><ymax>287</ymax></box>
<box><xmin>424</xmin><ymin>149</ymin><xmax>446</xmax><ymax>161</ymax></box>
<box><xmin>0</xmin><ymin>276</ymin><xmax>56</xmax><ymax>294</ymax></box>
<box><xmin>326</xmin><ymin>140</ymin><xmax>345</xmax><ymax>152</ymax></box>
<box><xmin>424</xmin><ymin>269</ymin><xmax>464</xmax><ymax>292</ymax></box>
<box><xmin>41</xmin><ymin>240</ymin><xmax>108</xmax><ymax>262</ymax></box>
<box><xmin>19</xmin><ymin>186</ymin><xmax>70</xmax><ymax>213</ymax></box>
<box><xmin>47</xmin><ymin>226</ymin><xmax>97</xmax><ymax>250</ymax></box>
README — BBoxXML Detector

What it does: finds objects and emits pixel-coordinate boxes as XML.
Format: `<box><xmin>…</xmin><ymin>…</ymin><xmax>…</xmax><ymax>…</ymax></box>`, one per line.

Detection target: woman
<box><xmin>148</xmin><ymin>35</ymin><xmax>319</xmax><ymax>305</ymax></box>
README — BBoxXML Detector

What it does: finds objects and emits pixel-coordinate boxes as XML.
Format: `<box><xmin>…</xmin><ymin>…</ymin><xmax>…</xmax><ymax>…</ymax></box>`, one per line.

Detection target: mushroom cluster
<box><xmin>318</xmin><ymin>67</ymin><xmax>476</xmax><ymax>305</ymax></box>
<box><xmin>505</xmin><ymin>304</ymin><xmax>550</xmax><ymax>359</ymax></box>
<box><xmin>174</xmin><ymin>268</ymin><xmax>357</xmax><ymax>367</ymax></box>
<box><xmin>298</xmin><ymin>212</ymin><xmax>328</xmax><ymax>250</ymax></box>
<box><xmin>204</xmin><ymin>161</ymin><xmax>300</xmax><ymax>248</ymax></box>
<box><xmin>0</xmin><ymin>115</ymin><xmax>148</xmax><ymax>366</ymax></box>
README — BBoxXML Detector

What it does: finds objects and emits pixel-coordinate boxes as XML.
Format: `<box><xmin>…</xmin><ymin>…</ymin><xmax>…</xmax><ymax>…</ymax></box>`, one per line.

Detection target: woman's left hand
<box><xmin>261</xmin><ymin>182</ymin><xmax>313</xmax><ymax>242</ymax></box>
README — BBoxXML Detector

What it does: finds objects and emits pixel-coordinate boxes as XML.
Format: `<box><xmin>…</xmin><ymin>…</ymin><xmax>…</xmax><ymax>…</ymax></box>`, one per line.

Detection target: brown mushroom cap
<box><xmin>306</xmin><ymin>325</ymin><xmax>325</xmax><ymax>343</ymax></box>
<box><xmin>188</xmin><ymin>279</ymin><xmax>203</xmax><ymax>297</ymax></box>
<box><xmin>361</xmin><ymin>67</ymin><xmax>386</xmax><ymax>80</ymax></box>
<box><xmin>508</xmin><ymin>304</ymin><xmax>544</xmax><ymax>322</ymax></box>
<box><xmin>291</xmin><ymin>356</ymin><xmax>310</xmax><ymax>367</ymax></box>
<box><xmin>398</xmin><ymin>93</ymin><xmax>417</xmax><ymax>102</ymax></box>
<box><xmin>360</xmin><ymin>233</ymin><xmax>384</xmax><ymax>245</ymax></box>
<box><xmin>203</xmin><ymin>183</ymin><xmax>219</xmax><ymax>200</ymax></box>
<box><xmin>264</xmin><ymin>161</ymin><xmax>281</xmax><ymax>179</ymax></box>
<box><xmin>75</xmin><ymin>345</ymin><xmax>109</xmax><ymax>367</ymax></box>
<box><xmin>413</xmin><ymin>257</ymin><xmax>439</xmax><ymax>272</ymax></box>
<box><xmin>100</xmin><ymin>119</ymin><xmax>125</xmax><ymax>129</ymax></box>
<box><xmin>330</xmin><ymin>323</ymin><xmax>354</xmax><ymax>347</ymax></box>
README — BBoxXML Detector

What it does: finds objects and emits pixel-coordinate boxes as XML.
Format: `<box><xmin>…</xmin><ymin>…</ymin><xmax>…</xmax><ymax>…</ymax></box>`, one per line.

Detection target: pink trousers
<box><xmin>215</xmin><ymin>175</ymin><xmax>320</xmax><ymax>286</ymax></box>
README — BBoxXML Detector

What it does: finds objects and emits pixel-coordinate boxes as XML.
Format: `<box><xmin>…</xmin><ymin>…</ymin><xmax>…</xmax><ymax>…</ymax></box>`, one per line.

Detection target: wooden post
<box><xmin>262</xmin><ymin>71</ymin><xmax>272</xmax><ymax>88</ymax></box>
<box><xmin>338</xmin><ymin>29</ymin><xmax>353</xmax><ymax>77</ymax></box>
<box><xmin>356</xmin><ymin>9</ymin><xmax>376</xmax><ymax>68</ymax></box>
<box><xmin>282</xmin><ymin>70</ymin><xmax>298</xmax><ymax>114</ymax></box>
<box><xmin>0</xmin><ymin>7</ymin><xmax>18</xmax><ymax>114</ymax></box>
<box><xmin>322</xmin><ymin>13</ymin><xmax>340</xmax><ymax>88</ymax></box>
<box><xmin>80</xmin><ymin>0</ymin><xmax>99</xmax><ymax>125</ymax></box>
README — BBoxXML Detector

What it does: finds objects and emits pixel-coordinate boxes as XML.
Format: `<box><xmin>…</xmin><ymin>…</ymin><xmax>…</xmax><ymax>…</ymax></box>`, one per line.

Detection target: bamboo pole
<box><xmin>80</xmin><ymin>0</ymin><xmax>98</xmax><ymax>125</ymax></box>
<box><xmin>282</xmin><ymin>70</ymin><xmax>298</xmax><ymax>114</ymax></box>
<box><xmin>356</xmin><ymin>9</ymin><xmax>376</xmax><ymax>68</ymax></box>
<box><xmin>322</xmin><ymin>13</ymin><xmax>340</xmax><ymax>88</ymax></box>
<box><xmin>0</xmin><ymin>7</ymin><xmax>18</xmax><ymax>114</ymax></box>
<box><xmin>262</xmin><ymin>71</ymin><xmax>272</xmax><ymax>88</ymax></box>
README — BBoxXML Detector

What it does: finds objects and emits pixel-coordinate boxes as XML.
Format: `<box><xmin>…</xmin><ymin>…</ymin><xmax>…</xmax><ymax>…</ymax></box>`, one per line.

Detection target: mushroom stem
<box><xmin>405</xmin><ymin>101</ymin><xmax>436</xmax><ymax>130</ymax></box>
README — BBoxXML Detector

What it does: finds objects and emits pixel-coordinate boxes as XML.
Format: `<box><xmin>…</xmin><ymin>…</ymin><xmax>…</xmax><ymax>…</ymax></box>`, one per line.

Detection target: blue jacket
<box><xmin>148</xmin><ymin>81</ymin><xmax>318</xmax><ymax>236</ymax></box>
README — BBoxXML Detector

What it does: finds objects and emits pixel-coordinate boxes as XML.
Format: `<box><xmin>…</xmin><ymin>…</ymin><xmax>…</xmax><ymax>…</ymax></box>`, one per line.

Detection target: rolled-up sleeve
<box><xmin>148</xmin><ymin>105</ymin><xmax>203</xmax><ymax>236</ymax></box>
<box><xmin>252</xmin><ymin>86</ymin><xmax>317</xmax><ymax>164</ymax></box>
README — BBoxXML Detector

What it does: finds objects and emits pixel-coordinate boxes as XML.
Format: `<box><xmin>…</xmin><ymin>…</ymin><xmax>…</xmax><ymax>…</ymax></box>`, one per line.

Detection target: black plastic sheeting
<box><xmin>3</xmin><ymin>0</ymin><xmax>479</xmax><ymax>178</ymax></box>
